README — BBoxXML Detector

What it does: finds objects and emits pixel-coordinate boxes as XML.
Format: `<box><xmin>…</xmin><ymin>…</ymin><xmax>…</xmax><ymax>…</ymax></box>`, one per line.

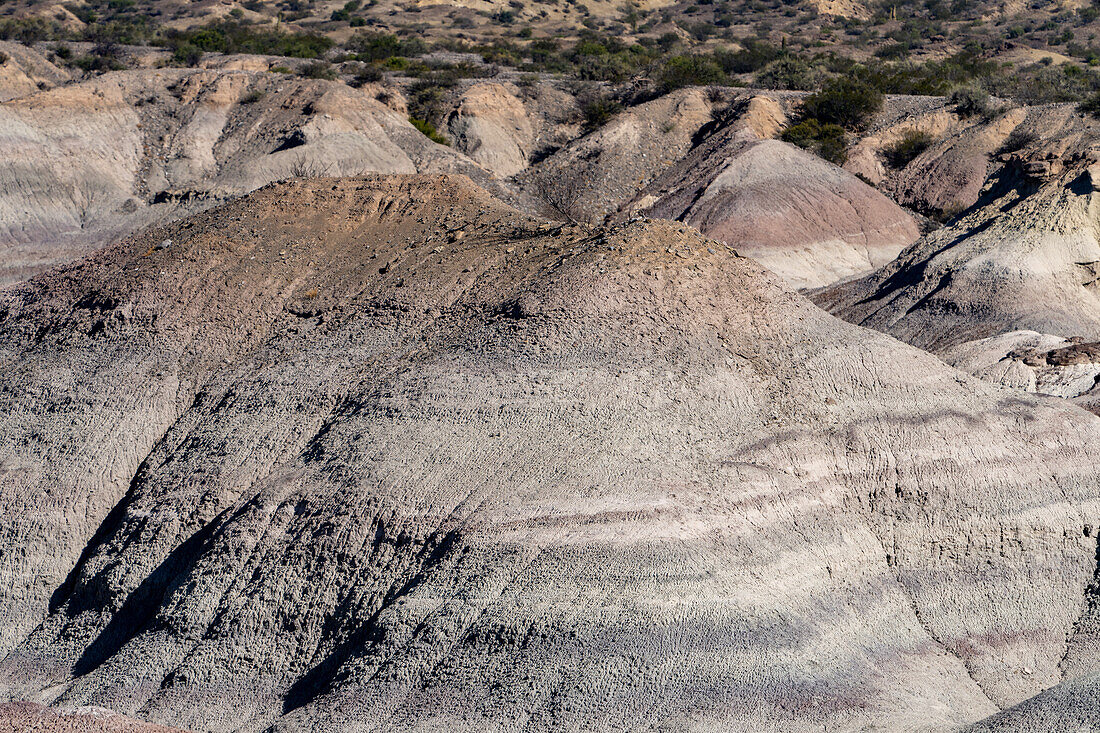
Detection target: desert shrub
<box><xmin>300</xmin><ymin>61</ymin><xmax>336</xmax><ymax>79</ymax></box>
<box><xmin>0</xmin><ymin>51</ymin><xmax>8</xmax><ymax>65</ymax></box>
<box><xmin>351</xmin><ymin>64</ymin><xmax>384</xmax><ymax>86</ymax></box>
<box><xmin>73</xmin><ymin>52</ymin><xmax>126</xmax><ymax>72</ymax></box>
<box><xmin>0</xmin><ymin>17</ymin><xmax>65</xmax><ymax>44</ymax></box>
<box><xmin>781</xmin><ymin>118</ymin><xmax>848</xmax><ymax>164</ymax></box>
<box><xmin>799</xmin><ymin>77</ymin><xmax>882</xmax><ymax>130</ymax></box>
<box><xmin>578</xmin><ymin>90</ymin><xmax>622</xmax><ymax>132</ymax></box>
<box><xmin>713</xmin><ymin>38</ymin><xmax>781</xmax><ymax>73</ymax></box>
<box><xmin>948</xmin><ymin>85</ymin><xmax>993</xmax><ymax>118</ymax></box>
<box><xmin>171</xmin><ymin>42</ymin><xmax>203</xmax><ymax>66</ymax></box>
<box><xmin>997</xmin><ymin>126</ymin><xmax>1037</xmax><ymax>154</ymax></box>
<box><xmin>1080</xmin><ymin>90</ymin><xmax>1100</xmax><ymax>116</ymax></box>
<box><xmin>755</xmin><ymin>56</ymin><xmax>823</xmax><ymax>91</ymax></box>
<box><xmin>240</xmin><ymin>88</ymin><xmax>265</xmax><ymax>103</ymax></box>
<box><xmin>409</xmin><ymin>116</ymin><xmax>448</xmax><ymax>144</ymax></box>
<box><xmin>883</xmin><ymin>129</ymin><xmax>934</xmax><ymax>167</ymax></box>
<box><xmin>166</xmin><ymin>21</ymin><xmax>333</xmax><ymax>58</ymax></box>
<box><xmin>657</xmin><ymin>54</ymin><xmax>726</xmax><ymax>90</ymax></box>
<box><xmin>875</xmin><ymin>42</ymin><xmax>911</xmax><ymax>60</ymax></box>
<box><xmin>988</xmin><ymin>61</ymin><xmax>1100</xmax><ymax>104</ymax></box>
<box><xmin>407</xmin><ymin>75</ymin><xmax>458</xmax><ymax>125</ymax></box>
<box><xmin>346</xmin><ymin>31</ymin><xmax>426</xmax><ymax>61</ymax></box>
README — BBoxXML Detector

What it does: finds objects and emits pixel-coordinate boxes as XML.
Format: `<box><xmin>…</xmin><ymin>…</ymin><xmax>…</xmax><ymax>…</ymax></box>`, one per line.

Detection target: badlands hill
<box><xmin>621</xmin><ymin>96</ymin><xmax>921</xmax><ymax>289</ymax></box>
<box><xmin>0</xmin><ymin>65</ymin><xmax>939</xmax><ymax>294</ymax></box>
<box><xmin>816</xmin><ymin>103</ymin><xmax>1100</xmax><ymax>352</ymax></box>
<box><xmin>0</xmin><ymin>174</ymin><xmax>1098</xmax><ymax>731</ymax></box>
<box><xmin>0</xmin><ymin>65</ymin><xmax>510</xmax><ymax>285</ymax></box>
<box><xmin>522</xmin><ymin>89</ymin><xmax>921</xmax><ymax>288</ymax></box>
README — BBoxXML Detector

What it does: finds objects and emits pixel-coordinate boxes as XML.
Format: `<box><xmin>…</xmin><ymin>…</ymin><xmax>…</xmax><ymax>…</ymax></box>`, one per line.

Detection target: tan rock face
<box><xmin>0</xmin><ymin>175</ymin><xmax>1097</xmax><ymax>732</ymax></box>
<box><xmin>0</xmin><ymin>41</ymin><xmax>70</xmax><ymax>102</ymax></box>
<box><xmin>446</xmin><ymin>82</ymin><xmax>535</xmax><ymax>178</ymax></box>
<box><xmin>518</xmin><ymin>87</ymin><xmax>715</xmax><ymax>222</ymax></box>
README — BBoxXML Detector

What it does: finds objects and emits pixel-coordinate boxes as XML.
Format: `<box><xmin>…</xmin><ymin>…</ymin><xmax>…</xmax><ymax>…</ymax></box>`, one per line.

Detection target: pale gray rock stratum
<box><xmin>814</xmin><ymin>157</ymin><xmax>1100</xmax><ymax>352</ymax></box>
<box><xmin>0</xmin><ymin>701</ymin><xmax>185</xmax><ymax>732</ymax></box>
<box><xmin>943</xmin><ymin>330</ymin><xmax>1100</xmax><ymax>415</ymax></box>
<box><xmin>0</xmin><ymin>174</ymin><xmax>1098</xmax><ymax>731</ymax></box>
<box><xmin>815</xmin><ymin>104</ymin><xmax>1100</xmax><ymax>352</ymax></box>
<box><xmin>0</xmin><ymin>67</ymin><xmax>500</xmax><ymax>285</ymax></box>
<box><xmin>622</xmin><ymin>99</ymin><xmax>920</xmax><ymax>289</ymax></box>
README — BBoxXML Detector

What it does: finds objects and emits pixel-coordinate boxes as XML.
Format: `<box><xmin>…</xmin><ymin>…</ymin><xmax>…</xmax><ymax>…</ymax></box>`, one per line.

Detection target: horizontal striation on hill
<box><xmin>0</xmin><ymin>175</ymin><xmax>1097</xmax><ymax>731</ymax></box>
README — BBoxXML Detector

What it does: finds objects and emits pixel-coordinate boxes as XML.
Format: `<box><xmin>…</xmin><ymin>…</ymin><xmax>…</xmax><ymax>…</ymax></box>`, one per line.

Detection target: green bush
<box><xmin>755</xmin><ymin>56</ymin><xmax>823</xmax><ymax>91</ymax></box>
<box><xmin>351</xmin><ymin>64</ymin><xmax>384</xmax><ymax>86</ymax></box>
<box><xmin>713</xmin><ymin>38</ymin><xmax>781</xmax><ymax>73</ymax></box>
<box><xmin>948</xmin><ymin>86</ymin><xmax>993</xmax><ymax>118</ymax></box>
<box><xmin>657</xmin><ymin>54</ymin><xmax>726</xmax><ymax>90</ymax></box>
<box><xmin>73</xmin><ymin>53</ymin><xmax>127</xmax><ymax>73</ymax></box>
<box><xmin>166</xmin><ymin>21</ymin><xmax>333</xmax><ymax>59</ymax></box>
<box><xmin>883</xmin><ymin>129</ymin><xmax>934</xmax><ymax>167</ymax></box>
<box><xmin>410</xmin><ymin>116</ymin><xmax>448</xmax><ymax>145</ymax></box>
<box><xmin>1080</xmin><ymin>90</ymin><xmax>1100</xmax><ymax>116</ymax></box>
<box><xmin>781</xmin><ymin>118</ymin><xmax>848</xmax><ymax>164</ymax></box>
<box><xmin>171</xmin><ymin>43</ymin><xmax>203</xmax><ymax>67</ymax></box>
<box><xmin>300</xmin><ymin>61</ymin><xmax>337</xmax><ymax>79</ymax></box>
<box><xmin>799</xmin><ymin>77</ymin><xmax>883</xmax><ymax>131</ymax></box>
<box><xmin>346</xmin><ymin>32</ymin><xmax>426</xmax><ymax>61</ymax></box>
<box><xmin>579</xmin><ymin>92</ymin><xmax>622</xmax><ymax>132</ymax></box>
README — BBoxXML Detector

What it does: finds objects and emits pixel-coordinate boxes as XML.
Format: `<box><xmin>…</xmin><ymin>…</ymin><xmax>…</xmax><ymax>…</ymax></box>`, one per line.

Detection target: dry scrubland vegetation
<box><xmin>6</xmin><ymin>0</ymin><xmax>1100</xmax><ymax>157</ymax></box>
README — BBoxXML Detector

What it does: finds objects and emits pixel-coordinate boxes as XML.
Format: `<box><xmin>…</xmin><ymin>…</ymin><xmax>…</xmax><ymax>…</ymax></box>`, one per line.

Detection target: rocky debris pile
<box><xmin>0</xmin><ymin>174</ymin><xmax>1097</xmax><ymax>732</ymax></box>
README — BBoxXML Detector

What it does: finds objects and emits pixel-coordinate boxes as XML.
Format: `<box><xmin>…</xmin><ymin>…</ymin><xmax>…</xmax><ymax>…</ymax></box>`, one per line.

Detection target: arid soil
<box><xmin>0</xmin><ymin>175</ymin><xmax>1098</xmax><ymax>731</ymax></box>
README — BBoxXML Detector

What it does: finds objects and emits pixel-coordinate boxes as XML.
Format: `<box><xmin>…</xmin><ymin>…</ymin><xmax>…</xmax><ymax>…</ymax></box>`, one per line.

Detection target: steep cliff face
<box><xmin>0</xmin><ymin>175</ymin><xmax>1097</xmax><ymax>732</ymax></box>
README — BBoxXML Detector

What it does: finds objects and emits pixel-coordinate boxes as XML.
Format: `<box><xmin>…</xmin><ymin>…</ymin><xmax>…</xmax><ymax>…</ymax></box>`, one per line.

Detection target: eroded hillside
<box><xmin>0</xmin><ymin>175</ymin><xmax>1098</xmax><ymax>731</ymax></box>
